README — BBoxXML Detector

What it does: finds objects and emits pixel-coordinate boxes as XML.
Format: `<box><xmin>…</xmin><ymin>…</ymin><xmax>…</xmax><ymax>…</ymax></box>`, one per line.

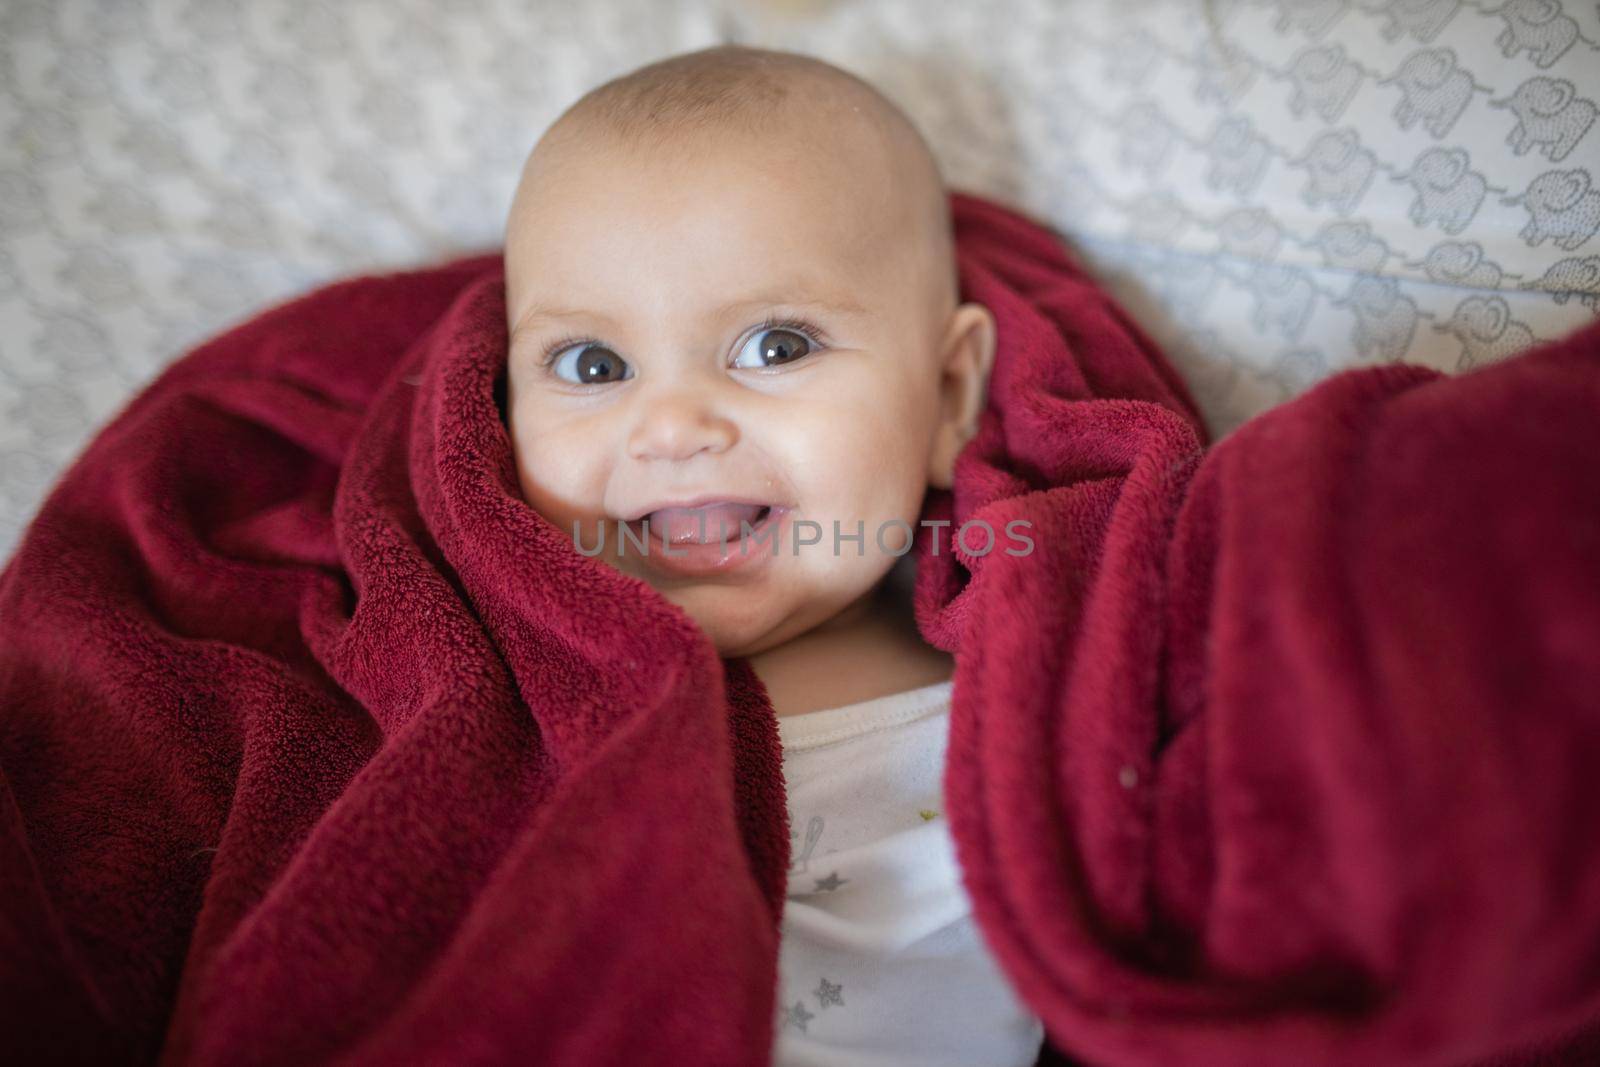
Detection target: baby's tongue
<box><xmin>647</xmin><ymin>502</ymin><xmax>766</xmax><ymax>544</ymax></box>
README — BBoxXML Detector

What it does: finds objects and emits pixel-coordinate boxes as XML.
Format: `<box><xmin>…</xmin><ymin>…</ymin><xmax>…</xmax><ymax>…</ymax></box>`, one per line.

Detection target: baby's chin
<box><xmin>649</xmin><ymin>581</ymin><xmax>799</xmax><ymax>659</ymax></box>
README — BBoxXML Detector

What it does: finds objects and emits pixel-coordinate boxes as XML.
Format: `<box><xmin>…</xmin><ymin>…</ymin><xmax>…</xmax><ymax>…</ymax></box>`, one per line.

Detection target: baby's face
<box><xmin>503</xmin><ymin>113</ymin><xmax>983</xmax><ymax>658</ymax></box>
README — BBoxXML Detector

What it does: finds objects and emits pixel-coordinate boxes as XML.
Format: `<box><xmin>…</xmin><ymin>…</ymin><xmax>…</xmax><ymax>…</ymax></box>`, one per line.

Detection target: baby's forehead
<box><xmin>515</xmin><ymin>132</ymin><xmax>912</xmax><ymax>255</ymax></box>
<box><xmin>519</xmin><ymin>96</ymin><xmax>912</xmax><ymax>206</ymax></box>
<box><xmin>505</xmin><ymin>67</ymin><xmax>955</xmax><ymax>322</ymax></box>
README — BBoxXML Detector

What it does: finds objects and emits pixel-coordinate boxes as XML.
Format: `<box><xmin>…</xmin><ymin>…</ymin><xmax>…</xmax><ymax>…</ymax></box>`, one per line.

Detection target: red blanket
<box><xmin>2</xmin><ymin>191</ymin><xmax>1598</xmax><ymax>1067</ymax></box>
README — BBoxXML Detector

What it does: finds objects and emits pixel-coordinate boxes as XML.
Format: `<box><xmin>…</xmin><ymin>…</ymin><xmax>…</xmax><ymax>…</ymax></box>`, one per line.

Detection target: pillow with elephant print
<box><xmin>950</xmin><ymin>0</ymin><xmax>1600</xmax><ymax>438</ymax></box>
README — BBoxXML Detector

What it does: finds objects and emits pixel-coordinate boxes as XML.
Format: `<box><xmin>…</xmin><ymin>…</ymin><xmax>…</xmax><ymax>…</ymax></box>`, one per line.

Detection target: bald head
<box><xmin>513</xmin><ymin>44</ymin><xmax>957</xmax><ymax>316</ymax></box>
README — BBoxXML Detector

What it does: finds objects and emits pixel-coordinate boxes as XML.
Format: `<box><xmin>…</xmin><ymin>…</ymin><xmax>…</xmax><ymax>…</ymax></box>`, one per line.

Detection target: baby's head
<box><xmin>503</xmin><ymin>45</ymin><xmax>995</xmax><ymax>659</ymax></box>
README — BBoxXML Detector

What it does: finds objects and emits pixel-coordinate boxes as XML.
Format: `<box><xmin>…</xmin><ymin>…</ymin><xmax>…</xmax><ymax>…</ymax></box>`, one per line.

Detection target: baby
<box><xmin>502</xmin><ymin>43</ymin><xmax>996</xmax><ymax>719</ymax></box>
<box><xmin>502</xmin><ymin>44</ymin><xmax>1045</xmax><ymax>1066</ymax></box>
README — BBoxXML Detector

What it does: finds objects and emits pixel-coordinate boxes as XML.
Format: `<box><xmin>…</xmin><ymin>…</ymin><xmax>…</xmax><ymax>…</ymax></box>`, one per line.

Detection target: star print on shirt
<box><xmin>812</xmin><ymin>871</ymin><xmax>848</xmax><ymax>892</ymax></box>
<box><xmin>783</xmin><ymin>999</ymin><xmax>816</xmax><ymax>1033</ymax></box>
<box><xmin>813</xmin><ymin>977</ymin><xmax>844</xmax><ymax>1009</ymax></box>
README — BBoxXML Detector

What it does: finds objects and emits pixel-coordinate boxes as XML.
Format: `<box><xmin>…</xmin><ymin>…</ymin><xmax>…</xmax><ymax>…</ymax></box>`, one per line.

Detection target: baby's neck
<box><xmin>746</xmin><ymin>561</ymin><xmax>954</xmax><ymax>718</ymax></box>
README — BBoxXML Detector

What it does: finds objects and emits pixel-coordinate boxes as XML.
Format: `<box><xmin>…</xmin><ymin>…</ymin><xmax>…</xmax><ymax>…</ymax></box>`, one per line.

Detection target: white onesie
<box><xmin>770</xmin><ymin>678</ymin><xmax>1047</xmax><ymax>1067</ymax></box>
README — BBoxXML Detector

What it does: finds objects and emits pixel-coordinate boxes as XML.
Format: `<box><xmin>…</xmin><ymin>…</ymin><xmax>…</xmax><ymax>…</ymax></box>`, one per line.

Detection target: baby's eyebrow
<box><xmin>711</xmin><ymin>291</ymin><xmax>872</xmax><ymax>320</ymax></box>
<box><xmin>512</xmin><ymin>290</ymin><xmax>871</xmax><ymax>333</ymax></box>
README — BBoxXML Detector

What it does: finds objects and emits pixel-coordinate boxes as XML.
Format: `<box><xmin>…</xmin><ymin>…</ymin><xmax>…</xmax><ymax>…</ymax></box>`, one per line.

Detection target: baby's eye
<box><xmin>731</xmin><ymin>325</ymin><xmax>817</xmax><ymax>370</ymax></box>
<box><xmin>550</xmin><ymin>342</ymin><xmax>632</xmax><ymax>385</ymax></box>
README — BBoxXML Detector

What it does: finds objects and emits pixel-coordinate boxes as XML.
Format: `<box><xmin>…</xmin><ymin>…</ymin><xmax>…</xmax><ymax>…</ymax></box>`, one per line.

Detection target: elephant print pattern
<box><xmin>1493</xmin><ymin>77</ymin><xmax>1597</xmax><ymax>161</ymax></box>
<box><xmin>1043</xmin><ymin>0</ymin><xmax>1600</xmax><ymax>439</ymax></box>
<box><xmin>1437</xmin><ymin>295</ymin><xmax>1538</xmax><ymax>368</ymax></box>
<box><xmin>1508</xmin><ymin>169</ymin><xmax>1600</xmax><ymax>250</ymax></box>
<box><xmin>1398</xmin><ymin>147</ymin><xmax>1492</xmax><ymax>234</ymax></box>
<box><xmin>1385</xmin><ymin>48</ymin><xmax>1480</xmax><ymax>139</ymax></box>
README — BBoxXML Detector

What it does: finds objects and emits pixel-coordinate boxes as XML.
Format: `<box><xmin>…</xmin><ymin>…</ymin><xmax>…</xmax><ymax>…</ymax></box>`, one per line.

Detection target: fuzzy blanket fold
<box><xmin>2</xmin><ymin>191</ymin><xmax>1599</xmax><ymax>1067</ymax></box>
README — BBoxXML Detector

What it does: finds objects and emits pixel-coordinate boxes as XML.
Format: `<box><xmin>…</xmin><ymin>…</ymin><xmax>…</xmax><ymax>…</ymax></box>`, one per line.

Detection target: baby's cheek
<box><xmin>809</xmin><ymin>402</ymin><xmax>925</xmax><ymax>522</ymax></box>
<box><xmin>786</xmin><ymin>404</ymin><xmax>873</xmax><ymax>483</ymax></box>
<box><xmin>508</xmin><ymin>417</ymin><xmax>597</xmax><ymax>521</ymax></box>
<box><xmin>854</xmin><ymin>388</ymin><xmax>937</xmax><ymax>483</ymax></box>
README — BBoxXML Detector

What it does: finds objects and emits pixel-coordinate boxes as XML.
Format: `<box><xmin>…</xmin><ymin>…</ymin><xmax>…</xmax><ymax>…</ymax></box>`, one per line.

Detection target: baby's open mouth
<box><xmin>636</xmin><ymin>502</ymin><xmax>775</xmax><ymax>545</ymax></box>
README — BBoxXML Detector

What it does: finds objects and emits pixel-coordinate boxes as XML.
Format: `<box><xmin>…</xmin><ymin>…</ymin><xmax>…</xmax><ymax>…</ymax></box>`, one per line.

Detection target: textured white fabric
<box><xmin>772</xmin><ymin>679</ymin><xmax>1046</xmax><ymax>1067</ymax></box>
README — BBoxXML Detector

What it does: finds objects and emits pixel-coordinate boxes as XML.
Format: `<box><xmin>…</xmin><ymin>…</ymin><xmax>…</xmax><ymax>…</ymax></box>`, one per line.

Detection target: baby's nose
<box><xmin>625</xmin><ymin>390</ymin><xmax>738</xmax><ymax>462</ymax></box>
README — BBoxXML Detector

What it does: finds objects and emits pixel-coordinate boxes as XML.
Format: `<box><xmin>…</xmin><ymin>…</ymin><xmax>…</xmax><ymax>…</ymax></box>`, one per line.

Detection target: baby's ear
<box><xmin>927</xmin><ymin>302</ymin><xmax>997</xmax><ymax>491</ymax></box>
